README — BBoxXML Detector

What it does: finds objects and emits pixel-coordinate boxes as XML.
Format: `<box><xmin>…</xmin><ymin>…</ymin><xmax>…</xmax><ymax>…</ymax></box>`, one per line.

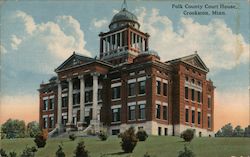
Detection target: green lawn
<box><xmin>1</xmin><ymin>136</ymin><xmax>250</xmax><ymax>157</ymax></box>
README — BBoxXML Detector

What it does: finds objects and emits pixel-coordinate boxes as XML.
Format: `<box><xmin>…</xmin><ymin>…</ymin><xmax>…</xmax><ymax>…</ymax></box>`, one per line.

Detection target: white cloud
<box><xmin>91</xmin><ymin>18</ymin><xmax>108</xmax><ymax>28</ymax></box>
<box><xmin>11</xmin><ymin>35</ymin><xmax>22</xmax><ymax>50</ymax></box>
<box><xmin>15</xmin><ymin>11</ymin><xmax>36</xmax><ymax>35</ymax></box>
<box><xmin>136</xmin><ymin>7</ymin><xmax>250</xmax><ymax>72</ymax></box>
<box><xmin>5</xmin><ymin>11</ymin><xmax>91</xmax><ymax>74</ymax></box>
<box><xmin>0</xmin><ymin>44</ymin><xmax>7</xmax><ymax>54</ymax></box>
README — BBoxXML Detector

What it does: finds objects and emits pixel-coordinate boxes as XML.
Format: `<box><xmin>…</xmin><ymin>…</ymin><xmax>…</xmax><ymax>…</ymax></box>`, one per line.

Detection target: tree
<box><xmin>220</xmin><ymin>123</ymin><xmax>233</xmax><ymax>137</ymax></box>
<box><xmin>1</xmin><ymin>119</ymin><xmax>26</xmax><ymax>138</ymax></box>
<box><xmin>74</xmin><ymin>141</ymin><xmax>89</xmax><ymax>157</ymax></box>
<box><xmin>215</xmin><ymin>130</ymin><xmax>222</xmax><ymax>137</ymax></box>
<box><xmin>34</xmin><ymin>130</ymin><xmax>47</xmax><ymax>148</ymax></box>
<box><xmin>27</xmin><ymin>121</ymin><xmax>41</xmax><ymax>138</ymax></box>
<box><xmin>178</xmin><ymin>145</ymin><xmax>195</xmax><ymax>157</ymax></box>
<box><xmin>136</xmin><ymin>130</ymin><xmax>148</xmax><ymax>141</ymax></box>
<box><xmin>118</xmin><ymin>127</ymin><xmax>138</xmax><ymax>153</ymax></box>
<box><xmin>180</xmin><ymin>129</ymin><xmax>194</xmax><ymax>142</ymax></box>
<box><xmin>20</xmin><ymin>146</ymin><xmax>37</xmax><ymax>157</ymax></box>
<box><xmin>56</xmin><ymin>145</ymin><xmax>65</xmax><ymax>157</ymax></box>
<box><xmin>244</xmin><ymin>125</ymin><xmax>250</xmax><ymax>137</ymax></box>
<box><xmin>233</xmin><ymin>125</ymin><xmax>244</xmax><ymax>137</ymax></box>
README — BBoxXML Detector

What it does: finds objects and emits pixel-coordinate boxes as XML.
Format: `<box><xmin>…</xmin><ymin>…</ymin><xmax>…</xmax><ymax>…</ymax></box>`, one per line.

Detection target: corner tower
<box><xmin>99</xmin><ymin>1</ymin><xmax>150</xmax><ymax>65</ymax></box>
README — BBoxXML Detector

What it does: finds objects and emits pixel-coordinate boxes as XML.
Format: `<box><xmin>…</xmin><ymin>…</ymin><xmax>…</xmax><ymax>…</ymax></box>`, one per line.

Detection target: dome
<box><xmin>109</xmin><ymin>8</ymin><xmax>140</xmax><ymax>30</ymax></box>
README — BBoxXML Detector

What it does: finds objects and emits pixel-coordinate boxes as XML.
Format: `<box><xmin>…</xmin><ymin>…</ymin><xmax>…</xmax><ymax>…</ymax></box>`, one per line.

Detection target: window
<box><xmin>128</xmin><ymin>106</ymin><xmax>136</xmax><ymax>120</ymax></box>
<box><xmin>112</xmin><ymin>87</ymin><xmax>121</xmax><ymax>99</ymax></box>
<box><xmin>163</xmin><ymin>83</ymin><xmax>168</xmax><ymax>96</ymax></box>
<box><xmin>129</xmin><ymin>72</ymin><xmax>135</xmax><ymax>76</ymax></box>
<box><xmin>208</xmin><ymin>97</ymin><xmax>211</xmax><ymax>108</ymax></box>
<box><xmin>185</xmin><ymin>109</ymin><xmax>189</xmax><ymax>122</ymax></box>
<box><xmin>191</xmin><ymin>89</ymin><xmax>195</xmax><ymax>101</ymax></box>
<box><xmin>185</xmin><ymin>87</ymin><xmax>189</xmax><ymax>99</ymax></box>
<box><xmin>198</xmin><ymin>112</ymin><xmax>201</xmax><ymax>125</ymax></box>
<box><xmin>112</xmin><ymin>108</ymin><xmax>121</xmax><ymax>122</ymax></box>
<box><xmin>164</xmin><ymin>128</ymin><xmax>168</xmax><ymax>136</ymax></box>
<box><xmin>49</xmin><ymin>116</ymin><xmax>54</xmax><ymax>128</ymax></box>
<box><xmin>198</xmin><ymin>81</ymin><xmax>201</xmax><ymax>86</ymax></box>
<box><xmin>85</xmin><ymin>91</ymin><xmax>93</xmax><ymax>103</ymax></box>
<box><xmin>62</xmin><ymin>97</ymin><xmax>68</xmax><ymax>107</ymax></box>
<box><xmin>43</xmin><ymin>117</ymin><xmax>48</xmax><ymax>128</ymax></box>
<box><xmin>191</xmin><ymin>79</ymin><xmax>195</xmax><ymax>84</ymax></box>
<box><xmin>98</xmin><ymin>89</ymin><xmax>102</xmax><ymax>101</ymax></box>
<box><xmin>156</xmin><ymin>81</ymin><xmax>161</xmax><ymax>95</ymax></box>
<box><xmin>128</xmin><ymin>83</ymin><xmax>136</xmax><ymax>96</ymax></box>
<box><xmin>208</xmin><ymin>116</ymin><xmax>211</xmax><ymax>128</ymax></box>
<box><xmin>138</xmin><ymin>81</ymin><xmax>146</xmax><ymax>95</ymax></box>
<box><xmin>139</xmin><ymin>104</ymin><xmax>146</xmax><ymax>120</ymax></box>
<box><xmin>112</xmin><ymin>129</ymin><xmax>120</xmax><ymax>135</ymax></box>
<box><xmin>197</xmin><ymin>91</ymin><xmax>201</xmax><ymax>103</ymax></box>
<box><xmin>156</xmin><ymin>104</ymin><xmax>161</xmax><ymax>119</ymax></box>
<box><xmin>139</xmin><ymin>70</ymin><xmax>145</xmax><ymax>74</ymax></box>
<box><xmin>185</xmin><ymin>76</ymin><xmax>189</xmax><ymax>81</ymax></box>
<box><xmin>49</xmin><ymin>98</ymin><xmax>54</xmax><ymax>110</ymax></box>
<box><xmin>163</xmin><ymin>106</ymin><xmax>168</xmax><ymax>120</ymax></box>
<box><xmin>73</xmin><ymin>93</ymin><xmax>80</xmax><ymax>105</ymax></box>
<box><xmin>192</xmin><ymin>110</ymin><xmax>195</xmax><ymax>124</ymax></box>
<box><xmin>158</xmin><ymin>127</ymin><xmax>162</xmax><ymax>136</ymax></box>
<box><xmin>43</xmin><ymin>100</ymin><xmax>48</xmax><ymax>110</ymax></box>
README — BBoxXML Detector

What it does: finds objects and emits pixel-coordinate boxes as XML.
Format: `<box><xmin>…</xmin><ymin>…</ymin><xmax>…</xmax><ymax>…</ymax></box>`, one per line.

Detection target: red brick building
<box><xmin>39</xmin><ymin>4</ymin><xmax>215</xmax><ymax>137</ymax></box>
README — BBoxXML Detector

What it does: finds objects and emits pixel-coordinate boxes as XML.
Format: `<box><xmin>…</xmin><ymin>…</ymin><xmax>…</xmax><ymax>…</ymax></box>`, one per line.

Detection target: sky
<box><xmin>0</xmin><ymin>0</ymin><xmax>249</xmax><ymax>131</ymax></box>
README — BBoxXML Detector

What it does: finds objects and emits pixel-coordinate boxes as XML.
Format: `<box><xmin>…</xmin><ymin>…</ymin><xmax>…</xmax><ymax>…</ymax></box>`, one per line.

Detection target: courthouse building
<box><xmin>39</xmin><ymin>3</ymin><xmax>215</xmax><ymax>136</ymax></box>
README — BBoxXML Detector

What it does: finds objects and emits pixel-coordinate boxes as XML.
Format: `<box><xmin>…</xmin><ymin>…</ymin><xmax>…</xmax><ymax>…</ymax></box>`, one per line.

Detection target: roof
<box><xmin>166</xmin><ymin>53</ymin><xmax>209</xmax><ymax>72</ymax></box>
<box><xmin>55</xmin><ymin>52</ymin><xmax>113</xmax><ymax>72</ymax></box>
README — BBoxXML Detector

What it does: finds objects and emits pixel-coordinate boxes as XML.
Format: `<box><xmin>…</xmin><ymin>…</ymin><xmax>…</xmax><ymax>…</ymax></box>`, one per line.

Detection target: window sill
<box><xmin>111</xmin><ymin>121</ymin><xmax>121</xmax><ymax>124</ymax></box>
<box><xmin>112</xmin><ymin>98</ymin><xmax>121</xmax><ymax>101</ymax></box>
<box><xmin>128</xmin><ymin>95</ymin><xmax>136</xmax><ymax>98</ymax></box>
<box><xmin>138</xmin><ymin>119</ymin><xmax>146</xmax><ymax>121</ymax></box>
<box><xmin>138</xmin><ymin>94</ymin><xmax>146</xmax><ymax>97</ymax></box>
<box><xmin>128</xmin><ymin>120</ymin><xmax>136</xmax><ymax>122</ymax></box>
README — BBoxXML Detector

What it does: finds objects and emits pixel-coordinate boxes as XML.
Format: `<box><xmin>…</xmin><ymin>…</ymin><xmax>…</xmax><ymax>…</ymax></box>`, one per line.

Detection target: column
<box><xmin>66</xmin><ymin>78</ymin><xmax>73</xmax><ymax>130</ymax></box>
<box><xmin>56</xmin><ymin>80</ymin><xmax>62</xmax><ymax>132</ymax></box>
<box><xmin>103</xmin><ymin>38</ymin><xmax>105</xmax><ymax>53</ymax></box>
<box><xmin>120</xmin><ymin>32</ymin><xmax>122</xmax><ymax>48</ymax></box>
<box><xmin>110</xmin><ymin>35</ymin><xmax>113</xmax><ymax>50</ymax></box>
<box><xmin>80</xmin><ymin>75</ymin><xmax>85</xmax><ymax>121</ymax></box>
<box><xmin>91</xmin><ymin>72</ymin><xmax>99</xmax><ymax>121</ymax></box>
<box><xmin>131</xmin><ymin>32</ymin><xmax>134</xmax><ymax>48</ymax></box>
<box><xmin>115</xmin><ymin>33</ymin><xmax>117</xmax><ymax>50</ymax></box>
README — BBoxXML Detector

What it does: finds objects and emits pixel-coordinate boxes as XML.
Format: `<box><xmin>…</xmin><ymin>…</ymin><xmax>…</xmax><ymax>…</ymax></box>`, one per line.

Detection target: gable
<box><xmin>55</xmin><ymin>52</ymin><xmax>94</xmax><ymax>72</ymax></box>
<box><xmin>181</xmin><ymin>54</ymin><xmax>209</xmax><ymax>72</ymax></box>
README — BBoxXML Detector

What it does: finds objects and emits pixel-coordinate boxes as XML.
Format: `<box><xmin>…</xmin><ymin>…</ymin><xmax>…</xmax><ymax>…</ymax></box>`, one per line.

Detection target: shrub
<box><xmin>178</xmin><ymin>145</ymin><xmax>195</xmax><ymax>157</ymax></box>
<box><xmin>118</xmin><ymin>127</ymin><xmax>138</xmax><ymax>153</ymax></box>
<box><xmin>98</xmin><ymin>131</ymin><xmax>108</xmax><ymax>141</ymax></box>
<box><xmin>0</xmin><ymin>148</ymin><xmax>8</xmax><ymax>157</ymax></box>
<box><xmin>69</xmin><ymin>133</ymin><xmax>76</xmax><ymax>141</ymax></box>
<box><xmin>136</xmin><ymin>130</ymin><xmax>148</xmax><ymax>141</ymax></box>
<box><xmin>56</xmin><ymin>145</ymin><xmax>65</xmax><ymax>157</ymax></box>
<box><xmin>34</xmin><ymin>131</ymin><xmax>47</xmax><ymax>148</ymax></box>
<box><xmin>20</xmin><ymin>146</ymin><xmax>37</xmax><ymax>157</ymax></box>
<box><xmin>180</xmin><ymin>129</ymin><xmax>194</xmax><ymax>142</ymax></box>
<box><xmin>9</xmin><ymin>151</ymin><xmax>17</xmax><ymax>157</ymax></box>
<box><xmin>74</xmin><ymin>141</ymin><xmax>89</xmax><ymax>157</ymax></box>
<box><xmin>143</xmin><ymin>152</ymin><xmax>151</xmax><ymax>157</ymax></box>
